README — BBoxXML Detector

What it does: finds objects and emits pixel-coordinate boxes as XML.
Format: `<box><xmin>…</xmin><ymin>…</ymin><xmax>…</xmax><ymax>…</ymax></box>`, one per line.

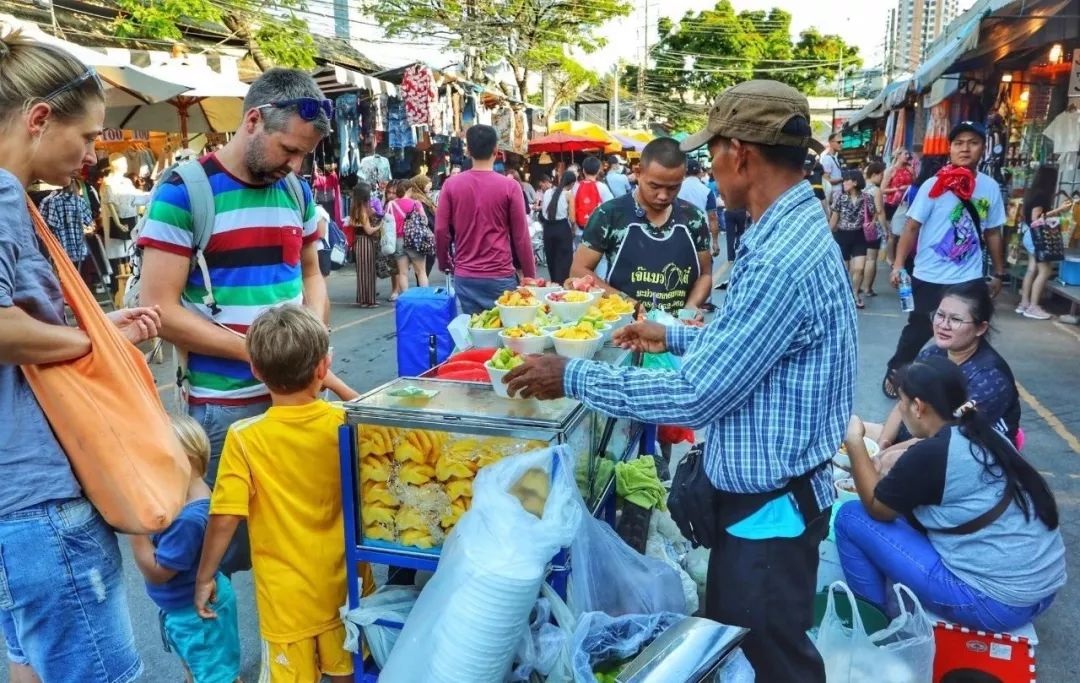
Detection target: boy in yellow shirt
<box><xmin>194</xmin><ymin>304</ymin><xmax>374</xmax><ymax>682</ymax></box>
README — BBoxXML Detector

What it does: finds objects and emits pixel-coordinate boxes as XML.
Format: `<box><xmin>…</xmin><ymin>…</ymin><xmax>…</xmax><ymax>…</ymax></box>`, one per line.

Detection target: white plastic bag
<box><xmin>338</xmin><ymin>586</ymin><xmax>419</xmax><ymax>668</ymax></box>
<box><xmin>569</xmin><ymin>611</ymin><xmax>686</xmax><ymax>683</ymax></box>
<box><xmin>645</xmin><ymin>508</ymin><xmax>699</xmax><ymax>615</ymax></box>
<box><xmin>380</xmin><ymin>446</ymin><xmax>583</xmax><ymax>683</ymax></box>
<box><xmin>447</xmin><ymin>313</ymin><xmax>471</xmax><ymax>350</ymax></box>
<box><xmin>815</xmin><ymin>582</ymin><xmax>935</xmax><ymax>683</ymax></box>
<box><xmin>569</xmin><ymin>508</ymin><xmax>687</xmax><ymax>618</ymax></box>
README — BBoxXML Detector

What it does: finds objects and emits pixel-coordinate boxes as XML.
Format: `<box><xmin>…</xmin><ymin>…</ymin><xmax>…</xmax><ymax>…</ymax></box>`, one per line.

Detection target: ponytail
<box><xmin>897</xmin><ymin>358</ymin><xmax>1060</xmax><ymax>530</ymax></box>
<box><xmin>548</xmin><ymin>170</ymin><xmax>576</xmax><ymax>222</ymax></box>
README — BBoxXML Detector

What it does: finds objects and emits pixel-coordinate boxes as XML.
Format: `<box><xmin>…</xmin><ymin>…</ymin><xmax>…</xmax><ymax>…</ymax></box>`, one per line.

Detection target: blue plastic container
<box><xmin>395</xmin><ymin>287</ymin><xmax>457</xmax><ymax>377</ymax></box>
<box><xmin>1060</xmin><ymin>253</ymin><xmax>1080</xmax><ymax>286</ymax></box>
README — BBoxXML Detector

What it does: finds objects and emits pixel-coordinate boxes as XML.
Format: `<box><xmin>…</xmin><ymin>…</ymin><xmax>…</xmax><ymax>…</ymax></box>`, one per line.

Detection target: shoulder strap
<box><xmin>283</xmin><ymin>173</ymin><xmax>306</xmax><ymax>220</ymax></box>
<box><xmin>172</xmin><ymin>161</ymin><xmax>219</xmax><ymax>314</ymax></box>
<box><xmin>958</xmin><ymin>196</ymin><xmax>986</xmax><ymax>253</ymax></box>
<box><xmin>933</xmin><ymin>485</ymin><xmax>1014</xmax><ymax>535</ymax></box>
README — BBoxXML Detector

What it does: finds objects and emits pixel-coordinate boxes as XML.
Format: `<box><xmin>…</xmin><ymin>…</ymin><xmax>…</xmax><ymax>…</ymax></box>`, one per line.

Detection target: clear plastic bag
<box><xmin>569</xmin><ymin>611</ymin><xmax>686</xmax><ymax>683</ymax></box>
<box><xmin>379</xmin><ymin>446</ymin><xmax>582</xmax><ymax>683</ymax></box>
<box><xmin>815</xmin><ymin>582</ymin><xmax>935</xmax><ymax>683</ymax></box>
<box><xmin>569</xmin><ymin>507</ymin><xmax>688</xmax><ymax>618</ymax></box>
<box><xmin>338</xmin><ymin>586</ymin><xmax>419</xmax><ymax>668</ymax></box>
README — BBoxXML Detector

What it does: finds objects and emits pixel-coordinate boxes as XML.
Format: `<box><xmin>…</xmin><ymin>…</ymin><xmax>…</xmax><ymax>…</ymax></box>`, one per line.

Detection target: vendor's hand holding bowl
<box><xmin>612</xmin><ymin>321</ymin><xmax>668</xmax><ymax>354</ymax></box>
<box><xmin>504</xmin><ymin>353</ymin><xmax>570</xmax><ymax>400</ymax></box>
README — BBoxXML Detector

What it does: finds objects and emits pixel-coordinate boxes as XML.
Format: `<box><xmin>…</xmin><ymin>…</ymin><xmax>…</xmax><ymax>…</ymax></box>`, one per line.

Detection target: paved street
<box><xmin>3</xmin><ymin>257</ymin><xmax>1080</xmax><ymax>681</ymax></box>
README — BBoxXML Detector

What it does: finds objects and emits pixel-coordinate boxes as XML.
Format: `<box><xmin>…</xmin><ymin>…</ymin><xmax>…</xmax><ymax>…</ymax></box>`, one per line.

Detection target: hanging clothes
<box><xmin>335</xmin><ymin>93</ymin><xmax>360</xmax><ymax>176</ymax></box>
<box><xmin>388</xmin><ymin>99</ymin><xmax>416</xmax><ymax>149</ymax></box>
<box><xmin>374</xmin><ymin>95</ymin><xmax>389</xmax><ymax>132</ymax></box>
<box><xmin>492</xmin><ymin>107</ymin><xmax>513</xmax><ymax>149</ymax></box>
<box><xmin>924</xmin><ymin>102</ymin><xmax>950</xmax><ymax>156</ymax></box>
<box><xmin>1043</xmin><ymin>109</ymin><xmax>1080</xmax><ymax>156</ymax></box>
<box><xmin>512</xmin><ymin>107</ymin><xmax>528</xmax><ymax>155</ymax></box>
<box><xmin>452</xmin><ymin>89</ymin><xmax>463</xmax><ymax>132</ymax></box>
<box><xmin>401</xmin><ymin>64</ymin><xmax>436</xmax><ymax>126</ymax></box>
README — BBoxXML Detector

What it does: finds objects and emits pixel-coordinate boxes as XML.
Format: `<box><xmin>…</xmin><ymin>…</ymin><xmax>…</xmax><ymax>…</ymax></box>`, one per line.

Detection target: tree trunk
<box><xmin>223</xmin><ymin>12</ymin><xmax>271</xmax><ymax>72</ymax></box>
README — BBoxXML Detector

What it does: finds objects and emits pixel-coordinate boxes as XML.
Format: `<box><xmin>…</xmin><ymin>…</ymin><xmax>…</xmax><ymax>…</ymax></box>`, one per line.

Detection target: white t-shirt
<box><xmin>314</xmin><ymin>204</ymin><xmax>331</xmax><ymax>251</ymax></box>
<box><xmin>820</xmin><ymin>152</ymin><xmax>843</xmax><ymax>183</ymax></box>
<box><xmin>571</xmin><ymin>180</ymin><xmax>614</xmax><ymax>204</ymax></box>
<box><xmin>908</xmin><ymin>171</ymin><xmax>1005</xmax><ymax>284</ymax></box>
<box><xmin>541</xmin><ymin>187</ymin><xmax>571</xmax><ymax>221</ymax></box>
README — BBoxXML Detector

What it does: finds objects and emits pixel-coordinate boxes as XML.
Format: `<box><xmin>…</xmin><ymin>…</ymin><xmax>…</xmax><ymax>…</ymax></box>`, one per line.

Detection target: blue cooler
<box><xmin>1061</xmin><ymin>252</ymin><xmax>1080</xmax><ymax>286</ymax></box>
<box><xmin>395</xmin><ymin>287</ymin><xmax>457</xmax><ymax>377</ymax></box>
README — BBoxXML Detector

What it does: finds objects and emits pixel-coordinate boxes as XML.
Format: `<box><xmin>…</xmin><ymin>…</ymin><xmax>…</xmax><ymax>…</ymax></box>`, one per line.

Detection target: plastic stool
<box><xmin>930</xmin><ymin>616</ymin><xmax>1037</xmax><ymax>683</ymax></box>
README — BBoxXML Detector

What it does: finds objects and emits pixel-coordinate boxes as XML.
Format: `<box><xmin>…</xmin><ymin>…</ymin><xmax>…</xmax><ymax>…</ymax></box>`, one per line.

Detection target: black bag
<box><xmin>1031</xmin><ymin>219</ymin><xmax>1065</xmax><ymax>263</ymax></box>
<box><xmin>669</xmin><ymin>443</ymin><xmax>827</xmax><ymax>549</ymax></box>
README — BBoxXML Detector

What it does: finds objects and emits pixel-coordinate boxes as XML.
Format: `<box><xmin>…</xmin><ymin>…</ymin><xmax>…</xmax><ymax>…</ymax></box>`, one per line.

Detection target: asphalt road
<box><xmin>3</xmin><ymin>256</ymin><xmax>1079</xmax><ymax>682</ymax></box>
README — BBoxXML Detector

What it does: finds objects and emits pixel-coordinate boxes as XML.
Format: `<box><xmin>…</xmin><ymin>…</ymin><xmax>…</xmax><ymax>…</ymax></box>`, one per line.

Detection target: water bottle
<box><xmin>898</xmin><ymin>270</ymin><xmax>915</xmax><ymax>313</ymax></box>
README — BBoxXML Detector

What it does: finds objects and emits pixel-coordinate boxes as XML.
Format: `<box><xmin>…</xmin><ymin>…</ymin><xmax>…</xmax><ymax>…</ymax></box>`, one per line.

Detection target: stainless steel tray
<box><xmin>618</xmin><ymin>617</ymin><xmax>749</xmax><ymax>683</ymax></box>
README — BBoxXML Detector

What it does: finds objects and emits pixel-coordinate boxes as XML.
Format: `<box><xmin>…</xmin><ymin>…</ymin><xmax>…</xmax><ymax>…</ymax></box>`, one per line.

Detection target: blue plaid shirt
<box><xmin>40</xmin><ymin>191</ymin><xmax>91</xmax><ymax>263</ymax></box>
<box><xmin>564</xmin><ymin>181</ymin><xmax>858</xmax><ymax>509</ymax></box>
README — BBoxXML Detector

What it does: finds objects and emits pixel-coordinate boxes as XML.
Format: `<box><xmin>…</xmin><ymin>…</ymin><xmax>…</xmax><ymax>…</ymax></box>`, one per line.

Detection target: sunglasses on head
<box><xmin>44</xmin><ymin>67</ymin><xmax>103</xmax><ymax>102</ymax></box>
<box><xmin>256</xmin><ymin>97</ymin><xmax>333</xmax><ymax>122</ymax></box>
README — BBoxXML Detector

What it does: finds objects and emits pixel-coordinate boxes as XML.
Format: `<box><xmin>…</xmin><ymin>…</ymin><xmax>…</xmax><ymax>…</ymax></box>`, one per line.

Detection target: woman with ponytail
<box><xmin>836</xmin><ymin>356</ymin><xmax>1065</xmax><ymax>631</ymax></box>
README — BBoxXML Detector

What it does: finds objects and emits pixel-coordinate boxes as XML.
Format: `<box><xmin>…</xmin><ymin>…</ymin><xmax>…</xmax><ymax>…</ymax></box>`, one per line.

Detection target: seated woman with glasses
<box><xmin>860</xmin><ymin>281</ymin><xmax>1021</xmax><ymax>474</ymax></box>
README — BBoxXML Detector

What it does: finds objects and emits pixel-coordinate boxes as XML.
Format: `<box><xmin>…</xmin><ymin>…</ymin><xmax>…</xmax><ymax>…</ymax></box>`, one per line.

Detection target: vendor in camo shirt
<box><xmin>569</xmin><ymin>138</ymin><xmax>713</xmax><ymax>315</ymax></box>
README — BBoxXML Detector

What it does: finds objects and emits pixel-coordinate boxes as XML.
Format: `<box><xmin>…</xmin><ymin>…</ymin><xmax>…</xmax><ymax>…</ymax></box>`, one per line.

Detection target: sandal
<box><xmin>882</xmin><ymin>371</ymin><xmax>899</xmax><ymax>400</ymax></box>
<box><xmin>856</xmin><ymin>296</ymin><xmax>865</xmax><ymax>309</ymax></box>
<box><xmin>865</xmin><ymin>290</ymin><xmax>878</xmax><ymax>297</ymax></box>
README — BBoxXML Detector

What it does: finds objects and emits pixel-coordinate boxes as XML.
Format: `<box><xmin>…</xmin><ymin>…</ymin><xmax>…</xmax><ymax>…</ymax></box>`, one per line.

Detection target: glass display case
<box><xmin>342</xmin><ymin>347</ymin><xmax>641</xmax><ymax>556</ymax></box>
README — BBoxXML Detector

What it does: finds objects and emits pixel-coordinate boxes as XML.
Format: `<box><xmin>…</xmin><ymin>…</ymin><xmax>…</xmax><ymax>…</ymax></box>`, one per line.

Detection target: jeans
<box><xmin>706</xmin><ymin>500</ymin><xmax>831</xmax><ymax>682</ymax></box>
<box><xmin>335</xmin><ymin>94</ymin><xmax>359</xmax><ymax>176</ymax></box>
<box><xmin>189</xmin><ymin>400</ymin><xmax>271</xmax><ymax>575</ymax></box>
<box><xmin>834</xmin><ymin>502</ymin><xmax>1055</xmax><ymax>632</ymax></box>
<box><xmin>541</xmin><ymin>219</ymin><xmax>574</xmax><ymax>285</ymax></box>
<box><xmin>454</xmin><ymin>274</ymin><xmax>519</xmax><ymax>315</ymax></box>
<box><xmin>886</xmin><ymin>277</ymin><xmax>985</xmax><ymax>373</ymax></box>
<box><xmin>0</xmin><ymin>498</ymin><xmax>141</xmax><ymax>682</ymax></box>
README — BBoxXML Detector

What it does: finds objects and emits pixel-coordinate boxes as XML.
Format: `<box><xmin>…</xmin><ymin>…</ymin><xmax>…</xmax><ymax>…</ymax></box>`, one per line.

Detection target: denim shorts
<box><xmin>0</xmin><ymin>497</ymin><xmax>141</xmax><ymax>682</ymax></box>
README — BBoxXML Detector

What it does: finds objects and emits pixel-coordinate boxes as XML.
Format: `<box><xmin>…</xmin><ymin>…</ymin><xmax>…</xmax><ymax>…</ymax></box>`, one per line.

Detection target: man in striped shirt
<box><xmin>138</xmin><ymin>69</ymin><xmax>355</xmax><ymax>573</ymax></box>
<box><xmin>507</xmin><ymin>82</ymin><xmax>857</xmax><ymax>681</ymax></box>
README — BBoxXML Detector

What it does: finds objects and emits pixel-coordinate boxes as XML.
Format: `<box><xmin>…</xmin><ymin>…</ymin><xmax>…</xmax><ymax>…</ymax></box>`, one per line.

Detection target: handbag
<box><xmin>1031</xmin><ymin>217</ymin><xmax>1065</xmax><ymax>263</ymax></box>
<box><xmin>379</xmin><ymin>210</ymin><xmax>397</xmax><ymax>256</ymax></box>
<box><xmin>861</xmin><ymin>193</ymin><xmax>879</xmax><ymax>243</ymax></box>
<box><xmin>21</xmin><ymin>198</ymin><xmax>190</xmax><ymax>533</ymax></box>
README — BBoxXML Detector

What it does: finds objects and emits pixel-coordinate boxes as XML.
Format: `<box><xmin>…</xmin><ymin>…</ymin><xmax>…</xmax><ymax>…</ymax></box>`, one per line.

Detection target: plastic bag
<box><xmin>815</xmin><ymin>582</ymin><xmax>935</xmax><ymax>683</ymax></box>
<box><xmin>570</xmin><ymin>611</ymin><xmax>686</xmax><ymax>683</ymax></box>
<box><xmin>717</xmin><ymin>648</ymin><xmax>756</xmax><ymax>682</ymax></box>
<box><xmin>339</xmin><ymin>586</ymin><xmax>419</xmax><ymax>668</ymax></box>
<box><xmin>568</xmin><ymin>507</ymin><xmax>687</xmax><ymax>618</ymax></box>
<box><xmin>510</xmin><ymin>597</ymin><xmax>566</xmax><ymax>681</ymax></box>
<box><xmin>645</xmin><ymin>509</ymin><xmax>699</xmax><ymax>615</ymax></box>
<box><xmin>379</xmin><ymin>446</ymin><xmax>582</xmax><ymax>683</ymax></box>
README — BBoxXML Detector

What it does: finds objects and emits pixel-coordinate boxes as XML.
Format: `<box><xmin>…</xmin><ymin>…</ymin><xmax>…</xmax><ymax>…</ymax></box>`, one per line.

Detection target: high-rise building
<box><xmin>885</xmin><ymin>0</ymin><xmax>962</xmax><ymax>77</ymax></box>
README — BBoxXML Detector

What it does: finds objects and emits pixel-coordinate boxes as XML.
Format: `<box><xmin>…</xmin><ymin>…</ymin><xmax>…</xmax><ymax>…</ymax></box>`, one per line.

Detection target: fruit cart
<box><xmin>338</xmin><ymin>346</ymin><xmax>645</xmax><ymax>680</ymax></box>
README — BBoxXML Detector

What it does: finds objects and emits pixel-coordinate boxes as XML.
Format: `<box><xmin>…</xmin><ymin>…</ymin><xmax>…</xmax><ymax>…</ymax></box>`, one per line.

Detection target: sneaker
<box><xmin>1015</xmin><ymin>304</ymin><xmax>1029</xmax><ymax>314</ymax></box>
<box><xmin>1023</xmin><ymin>307</ymin><xmax>1052</xmax><ymax>320</ymax></box>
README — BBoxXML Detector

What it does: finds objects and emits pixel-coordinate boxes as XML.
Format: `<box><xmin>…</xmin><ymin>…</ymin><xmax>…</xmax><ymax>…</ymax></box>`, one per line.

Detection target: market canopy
<box><xmin>0</xmin><ymin>14</ymin><xmax>190</xmax><ymax>106</ymax></box>
<box><xmin>611</xmin><ymin>133</ymin><xmax>646</xmax><ymax>152</ymax></box>
<box><xmin>613</xmin><ymin>129</ymin><xmax>655</xmax><ymax>144</ymax></box>
<box><xmin>312</xmin><ymin>65</ymin><xmax>397</xmax><ymax>97</ymax></box>
<box><xmin>105</xmin><ymin>57</ymin><xmax>250</xmax><ymax>142</ymax></box>
<box><xmin>911</xmin><ymin>0</ymin><xmax>1013</xmax><ymax>94</ymax></box>
<box><xmin>845</xmin><ymin>79</ymin><xmax>911</xmax><ymax>129</ymax></box>
<box><xmin>528</xmin><ymin>132</ymin><xmax>607</xmax><ymax>154</ymax></box>
<box><xmin>549</xmin><ymin>121</ymin><xmax>622</xmax><ymax>154</ymax></box>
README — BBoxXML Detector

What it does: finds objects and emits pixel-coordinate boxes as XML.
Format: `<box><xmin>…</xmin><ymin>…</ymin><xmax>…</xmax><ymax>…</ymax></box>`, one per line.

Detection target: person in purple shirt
<box><xmin>435</xmin><ymin>124</ymin><xmax>535</xmax><ymax>314</ymax></box>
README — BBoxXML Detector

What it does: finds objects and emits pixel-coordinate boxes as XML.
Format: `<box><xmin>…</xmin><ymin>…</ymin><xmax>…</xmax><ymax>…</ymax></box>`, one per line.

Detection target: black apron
<box><xmin>606</xmin><ymin>222</ymin><xmax>700</xmax><ymax>313</ymax></box>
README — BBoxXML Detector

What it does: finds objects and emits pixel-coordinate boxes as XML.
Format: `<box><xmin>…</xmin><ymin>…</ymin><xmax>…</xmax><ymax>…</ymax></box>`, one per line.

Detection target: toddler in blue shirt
<box><xmin>129</xmin><ymin>414</ymin><xmax>241</xmax><ymax>683</ymax></box>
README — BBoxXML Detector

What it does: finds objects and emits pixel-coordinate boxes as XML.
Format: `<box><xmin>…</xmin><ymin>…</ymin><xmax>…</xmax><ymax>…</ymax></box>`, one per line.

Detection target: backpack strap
<box><xmin>283</xmin><ymin>173</ymin><xmax>306</xmax><ymax>222</ymax></box>
<box><xmin>172</xmin><ymin>161</ymin><xmax>219</xmax><ymax>314</ymax></box>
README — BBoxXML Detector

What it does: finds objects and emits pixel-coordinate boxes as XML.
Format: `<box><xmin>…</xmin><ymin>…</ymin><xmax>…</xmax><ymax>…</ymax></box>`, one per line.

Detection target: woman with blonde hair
<box><xmin>407</xmin><ymin>174</ymin><xmax>438</xmax><ymax>279</ymax></box>
<box><xmin>0</xmin><ymin>30</ymin><xmax>162</xmax><ymax>682</ymax></box>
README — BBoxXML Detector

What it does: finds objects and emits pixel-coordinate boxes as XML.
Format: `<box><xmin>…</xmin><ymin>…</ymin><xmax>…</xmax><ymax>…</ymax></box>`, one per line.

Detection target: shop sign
<box><xmin>1069</xmin><ymin>49</ymin><xmax>1080</xmax><ymax>98</ymax></box>
<box><xmin>832</xmin><ymin>108</ymin><xmax>860</xmax><ymax>133</ymax></box>
<box><xmin>101</xmin><ymin>129</ymin><xmax>151</xmax><ymax>142</ymax></box>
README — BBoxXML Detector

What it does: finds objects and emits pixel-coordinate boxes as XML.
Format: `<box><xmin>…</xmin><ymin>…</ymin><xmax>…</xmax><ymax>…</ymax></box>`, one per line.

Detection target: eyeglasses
<box><xmin>43</xmin><ymin>67</ymin><xmax>103</xmax><ymax>102</ymax></box>
<box><xmin>256</xmin><ymin>97</ymin><xmax>333</xmax><ymax>122</ymax></box>
<box><xmin>933</xmin><ymin>311</ymin><xmax>976</xmax><ymax>329</ymax></box>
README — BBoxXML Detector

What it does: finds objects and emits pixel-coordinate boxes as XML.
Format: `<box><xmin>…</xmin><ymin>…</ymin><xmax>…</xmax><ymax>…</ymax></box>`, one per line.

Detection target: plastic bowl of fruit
<box><xmin>520</xmin><ymin>278</ymin><xmax>562</xmax><ymax>300</ymax></box>
<box><xmin>485</xmin><ymin>349</ymin><xmax>526</xmax><ymax>399</ymax></box>
<box><xmin>467</xmin><ymin>308</ymin><xmax>504</xmax><ymax>349</ymax></box>
<box><xmin>498</xmin><ymin>324</ymin><xmax>549</xmax><ymax>355</ymax></box>
<box><xmin>545</xmin><ymin>291</ymin><xmax>595</xmax><ymax>322</ymax></box>
<box><xmin>495</xmin><ymin>289</ymin><xmax>541</xmax><ymax>328</ymax></box>
<box><xmin>552</xmin><ymin>323</ymin><xmax>602</xmax><ymax>359</ymax></box>
<box><xmin>835</xmin><ymin>477</ymin><xmax>859</xmax><ymax>504</ymax></box>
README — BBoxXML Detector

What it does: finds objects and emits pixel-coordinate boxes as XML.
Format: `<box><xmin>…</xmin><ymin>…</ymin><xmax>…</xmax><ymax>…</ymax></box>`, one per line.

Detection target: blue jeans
<box><xmin>0</xmin><ymin>498</ymin><xmax>141</xmax><ymax>681</ymax></box>
<box><xmin>834</xmin><ymin>502</ymin><xmax>1055</xmax><ymax>632</ymax></box>
<box><xmin>453</xmin><ymin>274</ymin><xmax>519</xmax><ymax>315</ymax></box>
<box><xmin>336</xmin><ymin>94</ymin><xmax>359</xmax><ymax>176</ymax></box>
<box><xmin>189</xmin><ymin>400</ymin><xmax>271</xmax><ymax>575</ymax></box>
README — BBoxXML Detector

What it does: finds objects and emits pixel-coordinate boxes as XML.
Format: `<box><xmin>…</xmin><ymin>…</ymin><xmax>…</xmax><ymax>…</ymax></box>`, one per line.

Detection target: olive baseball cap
<box><xmin>680</xmin><ymin>80</ymin><xmax>825</xmax><ymax>154</ymax></box>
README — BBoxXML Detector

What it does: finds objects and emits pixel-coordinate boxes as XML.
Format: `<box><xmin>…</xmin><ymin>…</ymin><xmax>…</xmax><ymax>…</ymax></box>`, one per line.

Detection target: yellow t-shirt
<box><xmin>211</xmin><ymin>400</ymin><xmax>373</xmax><ymax>642</ymax></box>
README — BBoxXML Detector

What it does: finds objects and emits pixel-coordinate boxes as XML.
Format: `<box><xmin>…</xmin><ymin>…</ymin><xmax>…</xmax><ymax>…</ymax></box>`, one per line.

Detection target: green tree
<box><xmin>639</xmin><ymin>1</ymin><xmax>861</xmax><ymax>125</ymax></box>
<box><xmin>112</xmin><ymin>0</ymin><xmax>318</xmax><ymax>70</ymax></box>
<box><xmin>363</xmin><ymin>0</ymin><xmax>629</xmax><ymax>101</ymax></box>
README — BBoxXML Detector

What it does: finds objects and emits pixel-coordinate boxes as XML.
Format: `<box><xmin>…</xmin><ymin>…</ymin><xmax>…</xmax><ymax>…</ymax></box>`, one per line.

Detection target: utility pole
<box><xmin>637</xmin><ymin>0</ymin><xmax>648</xmax><ymax>124</ymax></box>
<box><xmin>612</xmin><ymin>61</ymin><xmax>621</xmax><ymax>130</ymax></box>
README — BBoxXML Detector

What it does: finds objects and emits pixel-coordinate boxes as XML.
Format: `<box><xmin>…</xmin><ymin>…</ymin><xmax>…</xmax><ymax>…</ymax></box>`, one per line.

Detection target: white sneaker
<box><xmin>1023</xmin><ymin>307</ymin><xmax>1052</xmax><ymax>320</ymax></box>
<box><xmin>1015</xmin><ymin>304</ymin><xmax>1029</xmax><ymax>314</ymax></box>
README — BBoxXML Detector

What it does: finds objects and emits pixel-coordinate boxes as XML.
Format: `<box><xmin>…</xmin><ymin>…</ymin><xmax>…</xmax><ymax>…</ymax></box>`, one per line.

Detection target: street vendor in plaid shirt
<box><xmin>39</xmin><ymin>179</ymin><xmax>93</xmax><ymax>265</ymax></box>
<box><xmin>506</xmin><ymin>81</ymin><xmax>858</xmax><ymax>682</ymax></box>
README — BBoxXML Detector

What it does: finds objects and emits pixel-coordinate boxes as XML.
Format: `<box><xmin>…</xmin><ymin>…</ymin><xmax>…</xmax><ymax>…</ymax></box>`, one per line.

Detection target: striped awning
<box><xmin>313</xmin><ymin>66</ymin><xmax>397</xmax><ymax>97</ymax></box>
